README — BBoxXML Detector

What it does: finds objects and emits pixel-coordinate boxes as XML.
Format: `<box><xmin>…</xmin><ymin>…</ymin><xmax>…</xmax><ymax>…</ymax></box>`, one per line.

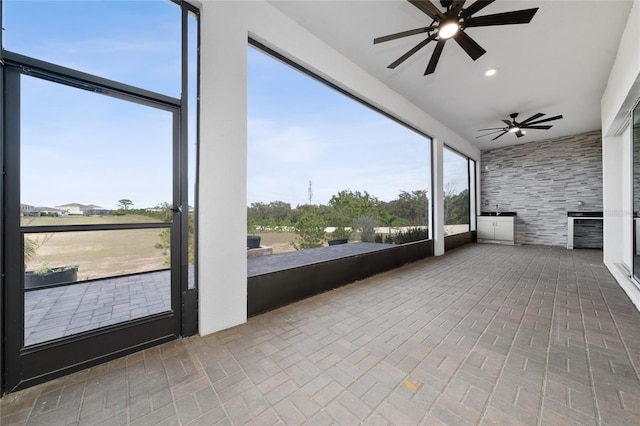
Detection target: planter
<box><xmin>247</xmin><ymin>235</ymin><xmax>262</xmax><ymax>249</ymax></box>
<box><xmin>328</xmin><ymin>238</ymin><xmax>349</xmax><ymax>246</ymax></box>
<box><xmin>25</xmin><ymin>266</ymin><xmax>78</xmax><ymax>290</ymax></box>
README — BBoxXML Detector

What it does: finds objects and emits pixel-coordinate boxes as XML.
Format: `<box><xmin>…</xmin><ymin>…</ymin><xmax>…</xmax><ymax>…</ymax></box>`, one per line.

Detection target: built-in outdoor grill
<box><xmin>567</xmin><ymin>211</ymin><xmax>603</xmax><ymax>249</ymax></box>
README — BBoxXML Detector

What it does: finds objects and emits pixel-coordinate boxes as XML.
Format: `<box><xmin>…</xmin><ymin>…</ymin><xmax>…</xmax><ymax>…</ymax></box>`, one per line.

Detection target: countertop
<box><xmin>567</xmin><ymin>211</ymin><xmax>603</xmax><ymax>217</ymax></box>
<box><xmin>479</xmin><ymin>212</ymin><xmax>517</xmax><ymax>217</ymax></box>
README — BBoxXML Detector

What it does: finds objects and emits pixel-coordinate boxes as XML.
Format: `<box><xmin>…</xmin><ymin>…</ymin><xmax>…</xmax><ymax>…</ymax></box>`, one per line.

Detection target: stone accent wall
<box><xmin>480</xmin><ymin>130</ymin><xmax>603</xmax><ymax>247</ymax></box>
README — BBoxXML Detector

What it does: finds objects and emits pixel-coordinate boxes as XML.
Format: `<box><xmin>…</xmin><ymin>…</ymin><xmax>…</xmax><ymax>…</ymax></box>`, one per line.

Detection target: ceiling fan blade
<box><xmin>521</xmin><ymin>125</ymin><xmax>552</xmax><ymax>130</ymax></box>
<box><xmin>453</xmin><ymin>30</ymin><xmax>485</xmax><ymax>60</ymax></box>
<box><xmin>388</xmin><ymin>34</ymin><xmax>437</xmax><ymax>69</ymax></box>
<box><xmin>520</xmin><ymin>112</ymin><xmax>544</xmax><ymax>125</ymax></box>
<box><xmin>491</xmin><ymin>131</ymin><xmax>508</xmax><ymax>141</ymax></box>
<box><xmin>464</xmin><ymin>8</ymin><xmax>538</xmax><ymax>27</ymax></box>
<box><xmin>425</xmin><ymin>39</ymin><xmax>446</xmax><ymax>75</ymax></box>
<box><xmin>525</xmin><ymin>115</ymin><xmax>564</xmax><ymax>125</ymax></box>
<box><xmin>461</xmin><ymin>0</ymin><xmax>494</xmax><ymax>18</ymax></box>
<box><xmin>477</xmin><ymin>130</ymin><xmax>506</xmax><ymax>138</ymax></box>
<box><xmin>408</xmin><ymin>0</ymin><xmax>446</xmax><ymax>21</ymax></box>
<box><xmin>374</xmin><ymin>26</ymin><xmax>437</xmax><ymax>44</ymax></box>
<box><xmin>478</xmin><ymin>127</ymin><xmax>505</xmax><ymax>131</ymax></box>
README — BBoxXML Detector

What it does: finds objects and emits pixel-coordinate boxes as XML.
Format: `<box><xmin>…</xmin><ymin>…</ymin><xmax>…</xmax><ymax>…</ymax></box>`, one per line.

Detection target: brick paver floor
<box><xmin>2</xmin><ymin>244</ymin><xmax>640</xmax><ymax>425</ymax></box>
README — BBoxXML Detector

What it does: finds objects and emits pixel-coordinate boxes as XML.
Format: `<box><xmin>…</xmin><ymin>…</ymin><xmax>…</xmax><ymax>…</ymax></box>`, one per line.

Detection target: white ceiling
<box><xmin>268</xmin><ymin>0</ymin><xmax>633</xmax><ymax>150</ymax></box>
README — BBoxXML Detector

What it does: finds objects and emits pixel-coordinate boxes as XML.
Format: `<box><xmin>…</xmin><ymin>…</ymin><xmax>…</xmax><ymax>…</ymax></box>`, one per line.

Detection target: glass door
<box><xmin>4</xmin><ymin>66</ymin><xmax>182</xmax><ymax>391</ymax></box>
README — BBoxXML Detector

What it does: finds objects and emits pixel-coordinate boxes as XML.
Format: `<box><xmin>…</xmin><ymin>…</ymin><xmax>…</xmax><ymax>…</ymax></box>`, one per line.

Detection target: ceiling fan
<box><xmin>478</xmin><ymin>112</ymin><xmax>564</xmax><ymax>141</ymax></box>
<box><xmin>374</xmin><ymin>0</ymin><xmax>538</xmax><ymax>75</ymax></box>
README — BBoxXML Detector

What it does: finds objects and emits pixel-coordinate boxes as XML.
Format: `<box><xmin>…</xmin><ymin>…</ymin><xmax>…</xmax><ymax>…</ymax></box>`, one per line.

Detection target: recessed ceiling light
<box><xmin>485</xmin><ymin>69</ymin><xmax>497</xmax><ymax>77</ymax></box>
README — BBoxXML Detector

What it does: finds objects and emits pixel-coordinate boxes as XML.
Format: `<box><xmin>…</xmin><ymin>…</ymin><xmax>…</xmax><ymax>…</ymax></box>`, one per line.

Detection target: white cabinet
<box><xmin>477</xmin><ymin>219</ymin><xmax>494</xmax><ymax>240</ymax></box>
<box><xmin>477</xmin><ymin>216</ymin><xmax>515</xmax><ymax>244</ymax></box>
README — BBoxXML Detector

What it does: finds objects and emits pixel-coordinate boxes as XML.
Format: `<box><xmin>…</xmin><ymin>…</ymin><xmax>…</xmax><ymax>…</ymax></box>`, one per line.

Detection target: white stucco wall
<box><xmin>602</xmin><ymin>2</ymin><xmax>640</xmax><ymax>138</ymax></box>
<box><xmin>601</xmin><ymin>1</ymin><xmax>640</xmax><ymax>310</ymax></box>
<box><xmin>197</xmin><ymin>0</ymin><xmax>478</xmax><ymax>334</ymax></box>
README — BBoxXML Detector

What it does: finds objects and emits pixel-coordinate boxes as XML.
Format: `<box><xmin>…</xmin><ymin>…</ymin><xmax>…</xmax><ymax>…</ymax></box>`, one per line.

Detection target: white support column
<box><xmin>198</xmin><ymin>2</ymin><xmax>249</xmax><ymax>335</ymax></box>
<box><xmin>432</xmin><ymin>138</ymin><xmax>445</xmax><ymax>256</ymax></box>
<box><xmin>602</xmin><ymin>134</ymin><xmax>624</xmax><ymax>265</ymax></box>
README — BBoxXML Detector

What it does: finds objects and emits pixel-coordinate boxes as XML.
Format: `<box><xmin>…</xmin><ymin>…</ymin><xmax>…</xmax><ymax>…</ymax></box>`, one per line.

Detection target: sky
<box><xmin>7</xmin><ymin>0</ymin><xmax>469</xmax><ymax>210</ymax></box>
<box><xmin>248</xmin><ymin>46</ymin><xmax>436</xmax><ymax>207</ymax></box>
<box><xmin>7</xmin><ymin>0</ymin><xmax>196</xmax><ymax>210</ymax></box>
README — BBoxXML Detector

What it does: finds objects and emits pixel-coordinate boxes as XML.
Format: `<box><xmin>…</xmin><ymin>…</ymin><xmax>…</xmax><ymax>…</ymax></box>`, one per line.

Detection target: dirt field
<box><xmin>257</xmin><ymin>231</ymin><xmax>299</xmax><ymax>254</ymax></box>
<box><xmin>256</xmin><ymin>231</ymin><xmax>344</xmax><ymax>254</ymax></box>
<box><xmin>24</xmin><ymin>215</ymin><xmax>167</xmax><ymax>280</ymax></box>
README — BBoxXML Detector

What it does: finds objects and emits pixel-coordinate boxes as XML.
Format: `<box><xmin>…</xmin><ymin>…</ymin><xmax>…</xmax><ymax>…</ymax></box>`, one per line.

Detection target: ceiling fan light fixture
<box><xmin>375</xmin><ymin>1</ymin><xmax>539</xmax><ymax>76</ymax></box>
<box><xmin>438</xmin><ymin>20</ymin><xmax>459</xmax><ymax>39</ymax></box>
<box><xmin>479</xmin><ymin>112</ymin><xmax>561</xmax><ymax>141</ymax></box>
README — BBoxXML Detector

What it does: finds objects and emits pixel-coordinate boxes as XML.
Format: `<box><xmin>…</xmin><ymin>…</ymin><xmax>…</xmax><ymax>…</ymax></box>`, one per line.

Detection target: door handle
<box><xmin>171</xmin><ymin>205</ymin><xmax>182</xmax><ymax>213</ymax></box>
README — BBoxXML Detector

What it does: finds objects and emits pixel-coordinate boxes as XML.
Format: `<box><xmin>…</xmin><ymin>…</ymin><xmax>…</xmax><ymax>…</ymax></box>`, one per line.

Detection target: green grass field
<box><xmin>24</xmin><ymin>215</ymin><xmax>168</xmax><ymax>280</ymax></box>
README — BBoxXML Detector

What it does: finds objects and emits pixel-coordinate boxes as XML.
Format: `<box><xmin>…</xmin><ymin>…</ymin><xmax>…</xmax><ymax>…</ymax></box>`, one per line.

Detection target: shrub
<box><xmin>292</xmin><ymin>208</ymin><xmax>326</xmax><ymax>250</ymax></box>
<box><xmin>329</xmin><ymin>226</ymin><xmax>352</xmax><ymax>240</ymax></box>
<box><xmin>353</xmin><ymin>215</ymin><xmax>378</xmax><ymax>243</ymax></box>
<box><xmin>384</xmin><ymin>227</ymin><xmax>429</xmax><ymax>244</ymax></box>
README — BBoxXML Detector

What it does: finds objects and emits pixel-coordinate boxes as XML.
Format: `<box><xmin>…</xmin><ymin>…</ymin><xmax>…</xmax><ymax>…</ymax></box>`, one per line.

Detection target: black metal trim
<box><xmin>22</xmin><ymin>310</ymin><xmax>174</xmax><ymax>353</ymax></box>
<box><xmin>4</xmin><ymin>67</ymin><xmax>23</xmax><ymax>391</ymax></box>
<box><xmin>2</xmin><ymin>51</ymin><xmax>180</xmax><ymax>110</ymax></box>
<box><xmin>14</xmin><ymin>316</ymin><xmax>177</xmax><ymax>392</ymax></box>
<box><xmin>23</xmin><ymin>267</ymin><xmax>171</xmax><ymax>292</ymax></box>
<box><xmin>178</xmin><ymin>3</ymin><xmax>189</xmax><ymax>336</ymax></box>
<box><xmin>181</xmin><ymin>5</ymin><xmax>199</xmax><ymax>337</ymax></box>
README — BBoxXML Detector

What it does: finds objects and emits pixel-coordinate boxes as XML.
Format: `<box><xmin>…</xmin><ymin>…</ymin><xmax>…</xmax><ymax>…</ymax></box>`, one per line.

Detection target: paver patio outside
<box><xmin>24</xmin><ymin>271</ymin><xmax>171</xmax><ymax>346</ymax></box>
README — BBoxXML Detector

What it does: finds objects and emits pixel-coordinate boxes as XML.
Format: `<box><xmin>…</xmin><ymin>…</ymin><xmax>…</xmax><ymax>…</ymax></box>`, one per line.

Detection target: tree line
<box><xmin>248</xmin><ymin>187</ymin><xmax>470</xmax><ymax>231</ymax></box>
<box><xmin>247</xmin><ymin>189</ymin><xmax>430</xmax><ymax>231</ymax></box>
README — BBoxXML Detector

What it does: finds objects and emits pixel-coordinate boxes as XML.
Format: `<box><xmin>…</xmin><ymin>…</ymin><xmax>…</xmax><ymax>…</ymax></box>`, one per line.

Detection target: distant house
<box><xmin>85</xmin><ymin>204</ymin><xmax>111</xmax><ymax>215</ymax></box>
<box><xmin>20</xmin><ymin>204</ymin><xmax>67</xmax><ymax>217</ymax></box>
<box><xmin>20</xmin><ymin>204</ymin><xmax>35</xmax><ymax>216</ymax></box>
<box><xmin>34</xmin><ymin>207</ymin><xmax>67</xmax><ymax>217</ymax></box>
<box><xmin>55</xmin><ymin>203</ymin><xmax>110</xmax><ymax>216</ymax></box>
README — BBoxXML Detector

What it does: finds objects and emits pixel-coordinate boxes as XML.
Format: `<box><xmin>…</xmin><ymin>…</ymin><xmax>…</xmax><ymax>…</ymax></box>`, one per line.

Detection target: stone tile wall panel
<box><xmin>480</xmin><ymin>130</ymin><xmax>603</xmax><ymax>246</ymax></box>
